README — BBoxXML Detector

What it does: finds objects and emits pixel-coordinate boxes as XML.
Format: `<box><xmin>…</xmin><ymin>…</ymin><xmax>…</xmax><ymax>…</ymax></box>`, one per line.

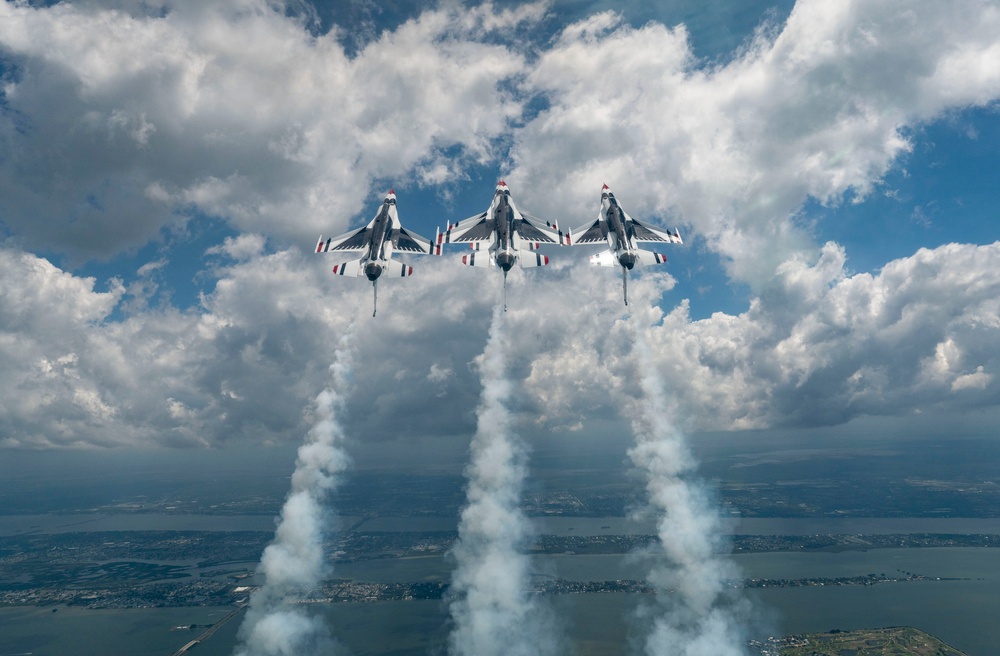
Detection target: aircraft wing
<box><xmin>446</xmin><ymin>212</ymin><xmax>494</xmax><ymax>243</ymax></box>
<box><xmin>392</xmin><ymin>226</ymin><xmax>433</xmax><ymax>254</ymax></box>
<box><xmin>516</xmin><ymin>214</ymin><xmax>564</xmax><ymax>244</ymax></box>
<box><xmin>568</xmin><ymin>216</ymin><xmax>607</xmax><ymax>244</ymax></box>
<box><xmin>317</xmin><ymin>225</ymin><xmax>371</xmax><ymax>253</ymax></box>
<box><xmin>629</xmin><ymin>215</ymin><xmax>683</xmax><ymax>244</ymax></box>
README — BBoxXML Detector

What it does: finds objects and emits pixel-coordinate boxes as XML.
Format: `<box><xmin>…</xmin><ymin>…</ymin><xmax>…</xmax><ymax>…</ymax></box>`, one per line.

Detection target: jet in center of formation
<box><xmin>567</xmin><ymin>184</ymin><xmax>682</xmax><ymax>306</ymax></box>
<box><xmin>316</xmin><ymin>189</ymin><xmax>439</xmax><ymax>316</ymax></box>
<box><xmin>440</xmin><ymin>180</ymin><xmax>565</xmax><ymax>309</ymax></box>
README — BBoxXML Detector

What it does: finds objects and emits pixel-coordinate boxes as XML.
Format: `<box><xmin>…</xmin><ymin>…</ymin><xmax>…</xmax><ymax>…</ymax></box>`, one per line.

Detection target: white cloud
<box><xmin>206</xmin><ymin>234</ymin><xmax>267</xmax><ymax>261</ymax></box>
<box><xmin>0</xmin><ymin>0</ymin><xmax>544</xmax><ymax>260</ymax></box>
<box><xmin>1</xmin><ymin>238</ymin><xmax>998</xmax><ymax>449</ymax></box>
<box><xmin>1</xmin><ymin>0</ymin><xmax>1000</xmax><ymax>451</ymax></box>
<box><xmin>496</xmin><ymin>241</ymin><xmax>1000</xmax><ymax>434</ymax></box>
<box><xmin>631</xmin><ymin>241</ymin><xmax>1000</xmax><ymax>429</ymax></box>
<box><xmin>511</xmin><ymin>0</ymin><xmax>1000</xmax><ymax>285</ymax></box>
<box><xmin>952</xmin><ymin>367</ymin><xmax>992</xmax><ymax>392</ymax></box>
<box><xmin>428</xmin><ymin>363</ymin><xmax>452</xmax><ymax>383</ymax></box>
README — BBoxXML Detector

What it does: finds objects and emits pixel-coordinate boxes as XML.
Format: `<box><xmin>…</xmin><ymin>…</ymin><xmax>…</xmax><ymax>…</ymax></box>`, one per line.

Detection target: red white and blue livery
<box><xmin>316</xmin><ymin>189</ymin><xmax>439</xmax><ymax>316</ymax></box>
<box><xmin>439</xmin><ymin>180</ymin><xmax>564</xmax><ymax>309</ymax></box>
<box><xmin>567</xmin><ymin>184</ymin><xmax>682</xmax><ymax>306</ymax></box>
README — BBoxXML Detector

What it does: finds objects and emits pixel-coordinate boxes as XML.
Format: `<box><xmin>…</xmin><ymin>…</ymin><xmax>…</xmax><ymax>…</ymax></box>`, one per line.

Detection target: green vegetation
<box><xmin>779</xmin><ymin>627</ymin><xmax>967</xmax><ymax>656</ymax></box>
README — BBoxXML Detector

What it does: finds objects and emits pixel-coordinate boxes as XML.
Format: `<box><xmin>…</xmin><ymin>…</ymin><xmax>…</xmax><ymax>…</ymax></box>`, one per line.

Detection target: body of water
<box><xmin>4</xmin><ymin>516</ymin><xmax>1000</xmax><ymax>655</ymax></box>
<box><xmin>321</xmin><ymin>547</ymin><xmax>1000</xmax><ymax>655</ymax></box>
<box><xmin>0</xmin><ymin>514</ymin><xmax>362</xmax><ymax>536</ymax></box>
<box><xmin>7</xmin><ymin>513</ymin><xmax>1000</xmax><ymax>536</ymax></box>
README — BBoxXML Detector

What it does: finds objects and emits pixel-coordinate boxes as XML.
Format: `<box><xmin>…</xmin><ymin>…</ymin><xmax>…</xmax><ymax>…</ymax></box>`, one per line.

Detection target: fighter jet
<box><xmin>567</xmin><ymin>184</ymin><xmax>682</xmax><ymax>306</ymax></box>
<box><xmin>440</xmin><ymin>180</ymin><xmax>565</xmax><ymax>309</ymax></box>
<box><xmin>316</xmin><ymin>189</ymin><xmax>439</xmax><ymax>316</ymax></box>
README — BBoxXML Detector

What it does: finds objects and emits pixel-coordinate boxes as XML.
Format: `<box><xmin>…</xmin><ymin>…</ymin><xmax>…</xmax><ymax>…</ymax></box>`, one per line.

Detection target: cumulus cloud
<box><xmin>1</xmin><ymin>236</ymin><xmax>999</xmax><ymax>449</ymax></box>
<box><xmin>536</xmin><ymin>241</ymin><xmax>1000</xmax><ymax>432</ymax></box>
<box><xmin>511</xmin><ymin>0</ymin><xmax>1000</xmax><ymax>285</ymax></box>
<box><xmin>0</xmin><ymin>239</ymin><xmax>493</xmax><ymax>448</ymax></box>
<box><xmin>1</xmin><ymin>0</ymin><xmax>999</xmax><ymax>451</ymax></box>
<box><xmin>0</xmin><ymin>0</ymin><xmax>543</xmax><ymax>260</ymax></box>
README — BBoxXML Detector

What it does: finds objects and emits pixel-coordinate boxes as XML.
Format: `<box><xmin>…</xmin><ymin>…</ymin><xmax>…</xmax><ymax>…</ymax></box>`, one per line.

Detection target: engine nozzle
<box><xmin>496</xmin><ymin>251</ymin><xmax>516</xmax><ymax>272</ymax></box>
<box><xmin>364</xmin><ymin>262</ymin><xmax>383</xmax><ymax>281</ymax></box>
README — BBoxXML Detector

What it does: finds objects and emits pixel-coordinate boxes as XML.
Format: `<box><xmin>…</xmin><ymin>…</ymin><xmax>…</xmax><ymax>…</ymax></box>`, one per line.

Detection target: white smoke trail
<box><xmin>626</xmin><ymin>324</ymin><xmax>749</xmax><ymax>656</ymax></box>
<box><xmin>447</xmin><ymin>304</ymin><xmax>560</xmax><ymax>656</ymax></box>
<box><xmin>234</xmin><ymin>331</ymin><xmax>354</xmax><ymax>656</ymax></box>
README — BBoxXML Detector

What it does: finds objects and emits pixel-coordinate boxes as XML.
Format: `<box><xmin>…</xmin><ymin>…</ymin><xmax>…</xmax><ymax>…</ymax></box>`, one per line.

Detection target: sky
<box><xmin>1</xmin><ymin>0</ymin><xmax>999</xmax><ymax>457</ymax></box>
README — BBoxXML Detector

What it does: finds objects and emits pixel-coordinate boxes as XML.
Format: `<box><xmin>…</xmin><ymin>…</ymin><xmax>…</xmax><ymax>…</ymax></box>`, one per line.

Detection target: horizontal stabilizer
<box><xmin>331</xmin><ymin>259</ymin><xmax>414</xmax><ymax>277</ymax></box>
<box><xmin>518</xmin><ymin>251</ymin><xmax>550</xmax><ymax>268</ymax></box>
<box><xmin>331</xmin><ymin>258</ymin><xmax>366</xmax><ymax>277</ymax></box>
<box><xmin>635</xmin><ymin>249</ymin><xmax>668</xmax><ymax>265</ymax></box>
<box><xmin>389</xmin><ymin>260</ymin><xmax>415</xmax><ymax>277</ymax></box>
<box><xmin>588</xmin><ymin>251</ymin><xmax>618</xmax><ymax>267</ymax></box>
<box><xmin>460</xmin><ymin>252</ymin><xmax>495</xmax><ymax>267</ymax></box>
<box><xmin>588</xmin><ymin>249</ymin><xmax>667</xmax><ymax>268</ymax></box>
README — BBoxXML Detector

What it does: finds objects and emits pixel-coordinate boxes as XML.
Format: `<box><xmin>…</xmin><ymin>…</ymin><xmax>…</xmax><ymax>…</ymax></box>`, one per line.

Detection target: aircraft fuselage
<box><xmin>493</xmin><ymin>188</ymin><xmax>516</xmax><ymax>272</ymax></box>
<box><xmin>364</xmin><ymin>198</ymin><xmax>394</xmax><ymax>281</ymax></box>
<box><xmin>603</xmin><ymin>192</ymin><xmax>636</xmax><ymax>270</ymax></box>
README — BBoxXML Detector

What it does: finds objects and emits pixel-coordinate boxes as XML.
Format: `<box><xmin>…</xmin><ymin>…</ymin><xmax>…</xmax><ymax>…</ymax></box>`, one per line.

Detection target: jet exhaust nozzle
<box><xmin>364</xmin><ymin>262</ymin><xmax>383</xmax><ymax>282</ymax></box>
<box><xmin>619</xmin><ymin>252</ymin><xmax>637</xmax><ymax>270</ymax></box>
<box><xmin>497</xmin><ymin>251</ymin><xmax>516</xmax><ymax>272</ymax></box>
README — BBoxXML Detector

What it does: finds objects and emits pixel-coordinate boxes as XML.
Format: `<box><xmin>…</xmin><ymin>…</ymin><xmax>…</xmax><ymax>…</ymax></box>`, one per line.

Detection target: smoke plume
<box><xmin>626</xmin><ymin>324</ymin><xmax>749</xmax><ymax>656</ymax></box>
<box><xmin>447</xmin><ymin>304</ymin><xmax>560</xmax><ymax>656</ymax></box>
<box><xmin>234</xmin><ymin>332</ymin><xmax>355</xmax><ymax>656</ymax></box>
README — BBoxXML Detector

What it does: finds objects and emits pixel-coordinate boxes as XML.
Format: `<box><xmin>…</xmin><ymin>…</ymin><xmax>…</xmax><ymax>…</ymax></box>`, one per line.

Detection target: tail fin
<box><xmin>433</xmin><ymin>228</ymin><xmax>444</xmax><ymax>255</ymax></box>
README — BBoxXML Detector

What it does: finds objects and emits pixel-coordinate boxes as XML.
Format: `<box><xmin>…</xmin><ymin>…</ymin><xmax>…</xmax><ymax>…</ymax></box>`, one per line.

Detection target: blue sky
<box><xmin>1</xmin><ymin>0</ymin><xmax>999</xmax><ymax>452</ymax></box>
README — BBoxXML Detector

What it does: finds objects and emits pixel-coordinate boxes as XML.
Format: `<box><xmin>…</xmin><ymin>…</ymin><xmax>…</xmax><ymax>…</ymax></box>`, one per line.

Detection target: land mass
<box><xmin>754</xmin><ymin>626</ymin><xmax>968</xmax><ymax>655</ymax></box>
<box><xmin>1</xmin><ymin>530</ymin><xmax>993</xmax><ymax>609</ymax></box>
